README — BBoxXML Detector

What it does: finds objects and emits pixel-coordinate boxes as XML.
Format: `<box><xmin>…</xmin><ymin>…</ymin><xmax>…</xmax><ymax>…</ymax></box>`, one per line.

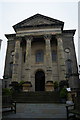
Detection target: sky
<box><xmin>0</xmin><ymin>0</ymin><xmax>79</xmax><ymax>79</ymax></box>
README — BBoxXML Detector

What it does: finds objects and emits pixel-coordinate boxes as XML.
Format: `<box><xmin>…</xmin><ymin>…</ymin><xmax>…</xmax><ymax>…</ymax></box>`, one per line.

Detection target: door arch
<box><xmin>35</xmin><ymin>70</ymin><xmax>45</xmax><ymax>91</ymax></box>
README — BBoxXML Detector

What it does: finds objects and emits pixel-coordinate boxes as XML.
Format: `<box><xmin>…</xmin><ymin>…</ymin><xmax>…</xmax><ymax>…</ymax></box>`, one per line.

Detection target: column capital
<box><xmin>56</xmin><ymin>35</ymin><xmax>62</xmax><ymax>40</ymax></box>
<box><xmin>44</xmin><ymin>34</ymin><xmax>52</xmax><ymax>40</ymax></box>
<box><xmin>25</xmin><ymin>36</ymin><xmax>33</xmax><ymax>41</ymax></box>
<box><xmin>16</xmin><ymin>36</ymin><xmax>22</xmax><ymax>41</ymax></box>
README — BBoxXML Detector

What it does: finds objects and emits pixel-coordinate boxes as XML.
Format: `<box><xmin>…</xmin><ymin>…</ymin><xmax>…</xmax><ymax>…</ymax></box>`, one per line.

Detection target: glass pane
<box><xmin>36</xmin><ymin>51</ymin><xmax>44</xmax><ymax>62</ymax></box>
<box><xmin>66</xmin><ymin>60</ymin><xmax>72</xmax><ymax>74</ymax></box>
<box><xmin>52</xmin><ymin>50</ymin><xmax>57</xmax><ymax>61</ymax></box>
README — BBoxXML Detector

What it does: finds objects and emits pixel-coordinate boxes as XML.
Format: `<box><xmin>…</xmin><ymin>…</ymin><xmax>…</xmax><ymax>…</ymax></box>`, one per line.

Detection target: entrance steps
<box><xmin>12</xmin><ymin>91</ymin><xmax>61</xmax><ymax>103</ymax></box>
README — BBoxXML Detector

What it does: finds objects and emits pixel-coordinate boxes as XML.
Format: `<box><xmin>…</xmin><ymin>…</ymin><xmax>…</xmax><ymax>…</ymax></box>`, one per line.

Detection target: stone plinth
<box><xmin>22</xmin><ymin>82</ymin><xmax>32</xmax><ymax>92</ymax></box>
<box><xmin>45</xmin><ymin>81</ymin><xmax>54</xmax><ymax>91</ymax></box>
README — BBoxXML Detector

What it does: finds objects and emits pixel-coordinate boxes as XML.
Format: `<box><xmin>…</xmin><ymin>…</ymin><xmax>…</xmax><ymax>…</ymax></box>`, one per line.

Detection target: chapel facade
<box><xmin>3</xmin><ymin>14</ymin><xmax>79</xmax><ymax>91</ymax></box>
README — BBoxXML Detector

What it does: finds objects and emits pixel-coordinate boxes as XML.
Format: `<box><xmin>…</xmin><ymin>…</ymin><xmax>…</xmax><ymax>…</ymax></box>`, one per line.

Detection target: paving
<box><xmin>2</xmin><ymin>103</ymin><xmax>67</xmax><ymax>119</ymax></box>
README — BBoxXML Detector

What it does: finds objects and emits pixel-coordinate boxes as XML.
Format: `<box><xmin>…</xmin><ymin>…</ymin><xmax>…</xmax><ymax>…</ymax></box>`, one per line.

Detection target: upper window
<box><xmin>23</xmin><ymin>51</ymin><xmax>26</xmax><ymax>63</ymax></box>
<box><xmin>66</xmin><ymin>59</ymin><xmax>72</xmax><ymax>74</ymax></box>
<box><xmin>9</xmin><ymin>62</ymin><xmax>13</xmax><ymax>78</ymax></box>
<box><xmin>36</xmin><ymin>50</ymin><xmax>44</xmax><ymax>63</ymax></box>
<box><xmin>52</xmin><ymin>50</ymin><xmax>57</xmax><ymax>61</ymax></box>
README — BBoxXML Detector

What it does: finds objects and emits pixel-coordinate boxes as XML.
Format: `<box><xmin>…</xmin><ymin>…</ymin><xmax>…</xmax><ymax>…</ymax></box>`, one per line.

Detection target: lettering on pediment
<box><xmin>21</xmin><ymin>18</ymin><xmax>55</xmax><ymax>27</ymax></box>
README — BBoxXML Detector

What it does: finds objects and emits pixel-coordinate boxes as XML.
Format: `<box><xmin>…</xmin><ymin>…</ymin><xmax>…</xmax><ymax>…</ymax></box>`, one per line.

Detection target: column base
<box><xmin>22</xmin><ymin>81</ymin><xmax>32</xmax><ymax>92</ymax></box>
<box><xmin>45</xmin><ymin>81</ymin><xmax>54</xmax><ymax>91</ymax></box>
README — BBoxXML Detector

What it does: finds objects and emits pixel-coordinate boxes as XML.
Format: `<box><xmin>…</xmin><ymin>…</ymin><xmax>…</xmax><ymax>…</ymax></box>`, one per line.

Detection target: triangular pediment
<box><xmin>13</xmin><ymin>14</ymin><xmax>64</xmax><ymax>31</ymax></box>
<box><xmin>21</xmin><ymin>17</ymin><xmax>55</xmax><ymax>26</ymax></box>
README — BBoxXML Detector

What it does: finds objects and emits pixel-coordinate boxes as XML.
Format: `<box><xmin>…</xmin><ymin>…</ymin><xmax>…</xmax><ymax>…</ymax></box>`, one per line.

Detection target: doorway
<box><xmin>35</xmin><ymin>71</ymin><xmax>45</xmax><ymax>91</ymax></box>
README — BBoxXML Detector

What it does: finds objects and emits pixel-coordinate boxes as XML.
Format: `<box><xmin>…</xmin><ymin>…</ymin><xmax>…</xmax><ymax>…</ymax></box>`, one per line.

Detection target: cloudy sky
<box><xmin>0</xmin><ymin>0</ymin><xmax>79</xmax><ymax>79</ymax></box>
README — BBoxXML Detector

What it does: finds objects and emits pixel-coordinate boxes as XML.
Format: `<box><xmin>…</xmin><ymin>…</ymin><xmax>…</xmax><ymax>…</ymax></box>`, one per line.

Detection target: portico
<box><xmin>11</xmin><ymin>33</ymin><xmax>66</xmax><ymax>91</ymax></box>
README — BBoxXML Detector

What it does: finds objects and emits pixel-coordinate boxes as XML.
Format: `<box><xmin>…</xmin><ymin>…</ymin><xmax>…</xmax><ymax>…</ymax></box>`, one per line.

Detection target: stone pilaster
<box><xmin>12</xmin><ymin>38</ymin><xmax>21</xmax><ymax>82</ymax></box>
<box><xmin>25</xmin><ymin>36</ymin><xmax>32</xmax><ymax>82</ymax></box>
<box><xmin>44</xmin><ymin>35</ymin><xmax>52</xmax><ymax>82</ymax></box>
<box><xmin>57</xmin><ymin>35</ymin><xmax>66</xmax><ymax>81</ymax></box>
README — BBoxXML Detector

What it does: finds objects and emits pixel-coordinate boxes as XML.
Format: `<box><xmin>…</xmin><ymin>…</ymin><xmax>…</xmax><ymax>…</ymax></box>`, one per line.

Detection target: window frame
<box><xmin>36</xmin><ymin>50</ymin><xmax>44</xmax><ymax>63</ymax></box>
<box><xmin>52</xmin><ymin>50</ymin><xmax>57</xmax><ymax>62</ymax></box>
<box><xmin>66</xmin><ymin>59</ymin><xmax>72</xmax><ymax>75</ymax></box>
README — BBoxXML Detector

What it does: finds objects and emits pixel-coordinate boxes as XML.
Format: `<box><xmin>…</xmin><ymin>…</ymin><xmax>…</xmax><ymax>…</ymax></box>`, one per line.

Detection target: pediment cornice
<box><xmin>13</xmin><ymin>14</ymin><xmax>64</xmax><ymax>32</ymax></box>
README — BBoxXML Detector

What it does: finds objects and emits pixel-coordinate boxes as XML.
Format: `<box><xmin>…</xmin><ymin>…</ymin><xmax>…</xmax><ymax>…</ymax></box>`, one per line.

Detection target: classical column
<box><xmin>44</xmin><ymin>35</ymin><xmax>52</xmax><ymax>68</ymax></box>
<box><xmin>25</xmin><ymin>36</ymin><xmax>32</xmax><ymax>82</ymax></box>
<box><xmin>12</xmin><ymin>38</ymin><xmax>21</xmax><ymax>82</ymax></box>
<box><xmin>44</xmin><ymin>35</ymin><xmax>52</xmax><ymax>82</ymax></box>
<box><xmin>57</xmin><ymin>35</ymin><xmax>66</xmax><ymax>81</ymax></box>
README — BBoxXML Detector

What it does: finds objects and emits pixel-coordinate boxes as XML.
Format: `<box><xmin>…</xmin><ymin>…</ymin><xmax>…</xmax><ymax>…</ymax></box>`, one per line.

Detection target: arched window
<box><xmin>23</xmin><ymin>51</ymin><xmax>26</xmax><ymax>63</ymax></box>
<box><xmin>52</xmin><ymin>50</ymin><xmax>57</xmax><ymax>61</ymax></box>
<box><xmin>66</xmin><ymin>59</ymin><xmax>72</xmax><ymax>74</ymax></box>
<box><xmin>9</xmin><ymin>62</ymin><xmax>13</xmax><ymax>78</ymax></box>
<box><xmin>36</xmin><ymin>50</ymin><xmax>44</xmax><ymax>63</ymax></box>
<box><xmin>21</xmin><ymin>38</ymin><xmax>26</xmax><ymax>63</ymax></box>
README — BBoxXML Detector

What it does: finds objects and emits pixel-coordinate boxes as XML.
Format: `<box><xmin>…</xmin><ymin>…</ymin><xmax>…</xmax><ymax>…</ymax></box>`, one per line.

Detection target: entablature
<box><xmin>16</xmin><ymin>28</ymin><xmax>61</xmax><ymax>37</ymax></box>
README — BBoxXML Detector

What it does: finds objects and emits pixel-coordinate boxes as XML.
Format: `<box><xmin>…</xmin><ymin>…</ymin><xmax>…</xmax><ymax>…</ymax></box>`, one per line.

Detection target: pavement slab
<box><xmin>2</xmin><ymin>103</ymin><xmax>67</xmax><ymax>119</ymax></box>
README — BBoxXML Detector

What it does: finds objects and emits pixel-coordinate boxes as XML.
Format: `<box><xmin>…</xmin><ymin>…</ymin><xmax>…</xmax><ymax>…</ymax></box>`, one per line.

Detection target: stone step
<box><xmin>13</xmin><ymin>91</ymin><xmax>59</xmax><ymax>96</ymax></box>
<box><xmin>12</xmin><ymin>91</ymin><xmax>60</xmax><ymax>103</ymax></box>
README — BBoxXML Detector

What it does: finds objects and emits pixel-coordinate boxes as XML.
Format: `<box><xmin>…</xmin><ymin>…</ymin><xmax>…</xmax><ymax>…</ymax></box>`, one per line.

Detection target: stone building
<box><xmin>3</xmin><ymin>14</ymin><xmax>79</xmax><ymax>91</ymax></box>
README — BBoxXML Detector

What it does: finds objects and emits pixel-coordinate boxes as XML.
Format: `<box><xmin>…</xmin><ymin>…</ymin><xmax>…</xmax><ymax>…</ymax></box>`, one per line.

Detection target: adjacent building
<box><xmin>0</xmin><ymin>39</ymin><xmax>2</xmax><ymax>49</ymax></box>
